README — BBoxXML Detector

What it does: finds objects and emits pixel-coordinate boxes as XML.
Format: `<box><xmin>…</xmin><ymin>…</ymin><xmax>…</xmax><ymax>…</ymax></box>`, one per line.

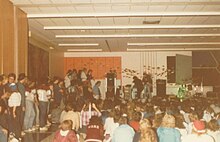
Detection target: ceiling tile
<box><xmin>66</xmin><ymin>18</ymin><xmax>85</xmax><ymax>26</ymax></box>
<box><xmin>201</xmin><ymin>5</ymin><xmax>220</xmax><ymax>11</ymax></box>
<box><xmin>70</xmin><ymin>0</ymin><xmax>91</xmax><ymax>3</ymax></box>
<box><xmin>91</xmin><ymin>0</ymin><xmax>111</xmax><ymax>3</ymax></box>
<box><xmin>188</xmin><ymin>17</ymin><xmax>209</xmax><ymax>24</ymax></box>
<box><xmin>148</xmin><ymin>6</ymin><xmax>167</xmax><ymax>12</ymax></box>
<box><xmin>129</xmin><ymin>17</ymin><xmax>145</xmax><ymax>25</ymax></box>
<box><xmin>98</xmin><ymin>18</ymin><xmax>114</xmax><ymax>26</ymax></box>
<box><xmin>166</xmin><ymin>5</ymin><xmax>186</xmax><ymax>12</ymax></box>
<box><xmin>154</xmin><ymin>29</ymin><xmax>169</xmax><ymax>34</ymax></box>
<box><xmin>83</xmin><ymin>18</ymin><xmax>100</xmax><ymax>26</ymax></box>
<box><xmin>39</xmin><ymin>7</ymin><xmax>60</xmax><ymax>13</ymax></box>
<box><xmin>30</xmin><ymin>0</ymin><xmax>51</xmax><ymax>4</ymax></box>
<box><xmin>75</xmin><ymin>6</ymin><xmax>94</xmax><ymax>12</ymax></box>
<box><xmin>93</xmin><ymin>6</ymin><xmax>111</xmax><ymax>12</ymax></box>
<box><xmin>113</xmin><ymin>18</ymin><xmax>130</xmax><ymax>25</ymax></box>
<box><xmin>10</xmin><ymin>0</ymin><xmax>32</xmax><ymax>4</ymax></box>
<box><xmin>103</xmin><ymin>30</ymin><xmax>116</xmax><ymax>34</ymax></box>
<box><xmin>159</xmin><ymin>17</ymin><xmax>177</xmax><ymax>25</ymax></box>
<box><xmin>20</xmin><ymin>7</ymin><xmax>42</xmax><ymax>14</ymax></box>
<box><xmin>130</xmin><ymin>6</ymin><xmax>148</xmax><ymax>12</ymax></box>
<box><xmin>111</xmin><ymin>0</ymin><xmax>132</xmax><ymax>3</ymax></box>
<box><xmin>36</xmin><ymin>19</ymin><xmax>56</xmax><ymax>26</ymax></box>
<box><xmin>51</xmin><ymin>0</ymin><xmax>71</xmax><ymax>3</ymax></box>
<box><xmin>111</xmin><ymin>6</ymin><xmax>130</xmax><ymax>12</ymax></box>
<box><xmin>57</xmin><ymin>7</ymin><xmax>76</xmax><ymax>13</ymax></box>
<box><xmin>174</xmin><ymin>17</ymin><xmax>192</xmax><ymax>25</ymax></box>
<box><xmin>50</xmin><ymin>18</ymin><xmax>71</xmax><ymax>26</ymax></box>
<box><xmin>184</xmin><ymin>5</ymin><xmax>204</xmax><ymax>12</ymax></box>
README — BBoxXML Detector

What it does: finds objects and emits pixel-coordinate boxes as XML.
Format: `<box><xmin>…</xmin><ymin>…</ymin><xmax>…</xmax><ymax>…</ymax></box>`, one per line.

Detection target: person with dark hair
<box><xmin>7</xmin><ymin>73</ymin><xmax>16</xmax><ymax>85</ymax></box>
<box><xmin>129</xmin><ymin>111</ymin><xmax>142</xmax><ymax>132</ymax></box>
<box><xmin>85</xmin><ymin>116</ymin><xmax>104</xmax><ymax>142</ymax></box>
<box><xmin>93</xmin><ymin>81</ymin><xmax>101</xmax><ymax>100</ymax></box>
<box><xmin>8</xmin><ymin>83</ymin><xmax>22</xmax><ymax>140</ymax></box>
<box><xmin>132</xmin><ymin>76</ymin><xmax>143</xmax><ymax>99</ymax></box>
<box><xmin>60</xmin><ymin>103</ymin><xmax>80</xmax><ymax>131</ymax></box>
<box><xmin>17</xmin><ymin>73</ymin><xmax>27</xmax><ymax>134</ymax></box>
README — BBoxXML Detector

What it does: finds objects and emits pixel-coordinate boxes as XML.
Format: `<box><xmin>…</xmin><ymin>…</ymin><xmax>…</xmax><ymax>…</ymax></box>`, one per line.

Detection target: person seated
<box><xmin>53</xmin><ymin>120</ymin><xmax>78</xmax><ymax>142</ymax></box>
<box><xmin>85</xmin><ymin>116</ymin><xmax>104</xmax><ymax>142</ymax></box>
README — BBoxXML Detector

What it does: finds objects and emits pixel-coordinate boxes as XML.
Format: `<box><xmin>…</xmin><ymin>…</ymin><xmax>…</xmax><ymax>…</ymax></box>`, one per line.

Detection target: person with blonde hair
<box><xmin>157</xmin><ymin>114</ymin><xmax>181</xmax><ymax>142</ymax></box>
<box><xmin>133</xmin><ymin>118</ymin><xmax>157</xmax><ymax>142</ymax></box>
<box><xmin>53</xmin><ymin>120</ymin><xmax>78</xmax><ymax>142</ymax></box>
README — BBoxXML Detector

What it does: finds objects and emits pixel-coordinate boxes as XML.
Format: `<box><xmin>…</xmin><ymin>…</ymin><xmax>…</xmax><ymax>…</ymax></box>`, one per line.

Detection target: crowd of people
<box><xmin>0</xmin><ymin>68</ymin><xmax>219</xmax><ymax>142</ymax></box>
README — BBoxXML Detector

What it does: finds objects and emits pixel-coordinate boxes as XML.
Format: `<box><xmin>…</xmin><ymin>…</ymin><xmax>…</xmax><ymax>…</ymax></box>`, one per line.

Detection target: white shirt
<box><xmin>104</xmin><ymin>117</ymin><xmax>119</xmax><ymax>137</ymax></box>
<box><xmin>25</xmin><ymin>89</ymin><xmax>36</xmax><ymax>102</ymax></box>
<box><xmin>81</xmin><ymin>71</ymin><xmax>87</xmax><ymax>82</ymax></box>
<box><xmin>182</xmin><ymin>133</ymin><xmax>215</xmax><ymax>142</ymax></box>
<box><xmin>37</xmin><ymin>89</ymin><xmax>51</xmax><ymax>102</ymax></box>
<box><xmin>8</xmin><ymin>92</ymin><xmax>21</xmax><ymax>107</ymax></box>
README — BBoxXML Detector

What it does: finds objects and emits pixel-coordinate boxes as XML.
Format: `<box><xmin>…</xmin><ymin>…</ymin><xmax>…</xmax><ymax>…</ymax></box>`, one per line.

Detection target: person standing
<box><xmin>93</xmin><ymin>81</ymin><xmax>101</xmax><ymax>100</ymax></box>
<box><xmin>17</xmin><ymin>73</ymin><xmax>27</xmax><ymax>133</ymax></box>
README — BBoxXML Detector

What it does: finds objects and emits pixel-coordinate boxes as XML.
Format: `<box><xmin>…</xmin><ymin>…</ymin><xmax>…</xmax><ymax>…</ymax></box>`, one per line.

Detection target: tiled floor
<box><xmin>22</xmin><ymin>124</ymin><xmax>58</xmax><ymax>142</ymax></box>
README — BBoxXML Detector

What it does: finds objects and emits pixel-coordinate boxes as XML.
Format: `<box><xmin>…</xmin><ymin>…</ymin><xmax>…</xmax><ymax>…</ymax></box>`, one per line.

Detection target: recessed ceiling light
<box><xmin>59</xmin><ymin>43</ymin><xmax>99</xmax><ymax>46</ymax></box>
<box><xmin>49</xmin><ymin>47</ymin><xmax>54</xmax><ymax>50</ymax></box>
<box><xmin>67</xmin><ymin>49</ymin><xmax>102</xmax><ymax>52</ymax></box>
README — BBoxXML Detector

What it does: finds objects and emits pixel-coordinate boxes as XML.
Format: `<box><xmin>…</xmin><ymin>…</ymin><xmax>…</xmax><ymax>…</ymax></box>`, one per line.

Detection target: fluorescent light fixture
<box><xmin>127</xmin><ymin>42</ymin><xmax>220</xmax><ymax>46</ymax></box>
<box><xmin>56</xmin><ymin>34</ymin><xmax>220</xmax><ymax>38</ymax></box>
<box><xmin>59</xmin><ymin>43</ymin><xmax>99</xmax><ymax>46</ymax></box>
<box><xmin>45</xmin><ymin>25</ymin><xmax>220</xmax><ymax>30</ymax></box>
<box><xmin>127</xmin><ymin>48</ymin><xmax>220</xmax><ymax>51</ymax></box>
<box><xmin>28</xmin><ymin>12</ymin><xmax>220</xmax><ymax>18</ymax></box>
<box><xmin>67</xmin><ymin>49</ymin><xmax>102</xmax><ymax>52</ymax></box>
<box><xmin>49</xmin><ymin>47</ymin><xmax>54</xmax><ymax>50</ymax></box>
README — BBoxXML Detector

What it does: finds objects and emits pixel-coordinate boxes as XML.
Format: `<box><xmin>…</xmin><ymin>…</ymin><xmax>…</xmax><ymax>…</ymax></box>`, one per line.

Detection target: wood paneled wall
<box><xmin>16</xmin><ymin>7</ymin><xmax>28</xmax><ymax>74</ymax></box>
<box><xmin>0</xmin><ymin>0</ymin><xmax>28</xmax><ymax>74</ymax></box>
<box><xmin>64</xmin><ymin>57</ymin><xmax>122</xmax><ymax>79</ymax></box>
<box><xmin>28</xmin><ymin>44</ymin><xmax>49</xmax><ymax>83</ymax></box>
<box><xmin>50</xmin><ymin>52</ymin><xmax>64</xmax><ymax>78</ymax></box>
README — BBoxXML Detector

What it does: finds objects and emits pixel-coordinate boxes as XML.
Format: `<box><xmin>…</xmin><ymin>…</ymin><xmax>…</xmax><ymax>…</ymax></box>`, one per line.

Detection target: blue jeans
<box><xmin>24</xmin><ymin>100</ymin><xmax>36</xmax><ymax>130</ymax></box>
<box><xmin>0</xmin><ymin>128</ymin><xmax>7</xmax><ymax>142</ymax></box>
<box><xmin>39</xmin><ymin>101</ymin><xmax>48</xmax><ymax>127</ymax></box>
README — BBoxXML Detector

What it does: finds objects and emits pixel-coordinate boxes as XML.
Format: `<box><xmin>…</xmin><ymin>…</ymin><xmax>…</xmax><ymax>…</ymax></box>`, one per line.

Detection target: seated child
<box><xmin>53</xmin><ymin>120</ymin><xmax>78</xmax><ymax>142</ymax></box>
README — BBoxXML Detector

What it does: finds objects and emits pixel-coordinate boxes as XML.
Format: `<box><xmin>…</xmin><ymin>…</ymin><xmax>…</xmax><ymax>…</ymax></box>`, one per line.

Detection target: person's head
<box><xmin>140</xmin><ymin>119</ymin><xmax>152</xmax><ymax>130</ymax></box>
<box><xmin>65</xmin><ymin>103</ymin><xmax>74</xmax><ymax>112</ymax></box>
<box><xmin>192</xmin><ymin>120</ymin><xmax>206</xmax><ymax>134</ymax></box>
<box><xmin>161</xmin><ymin>114</ymin><xmax>176</xmax><ymax>128</ymax></box>
<box><xmin>60</xmin><ymin>120</ymin><xmax>72</xmax><ymax>131</ymax></box>
<box><xmin>9</xmin><ymin>83</ymin><xmax>18</xmax><ymax>92</ymax></box>
<box><xmin>139</xmin><ymin>119</ymin><xmax>157</xmax><ymax>142</ymax></box>
<box><xmin>89</xmin><ymin>116</ymin><xmax>102</xmax><ymax>125</ymax></box>
<box><xmin>95</xmin><ymin>81</ymin><xmax>101</xmax><ymax>87</ymax></box>
<box><xmin>18</xmin><ymin>73</ymin><xmax>27</xmax><ymax>83</ymax></box>
<box><xmin>132</xmin><ymin>111</ymin><xmax>142</xmax><ymax>122</ymax></box>
<box><xmin>8</xmin><ymin>73</ymin><xmax>16</xmax><ymax>84</ymax></box>
<box><xmin>53</xmin><ymin>76</ymin><xmax>60</xmax><ymax>84</ymax></box>
<box><xmin>87</xmin><ymin>69</ymin><xmax>92</xmax><ymax>74</ymax></box>
<box><xmin>207</xmin><ymin>119</ymin><xmax>219</xmax><ymax>131</ymax></box>
<box><xmin>119</xmin><ymin>115</ymin><xmax>128</xmax><ymax>125</ymax></box>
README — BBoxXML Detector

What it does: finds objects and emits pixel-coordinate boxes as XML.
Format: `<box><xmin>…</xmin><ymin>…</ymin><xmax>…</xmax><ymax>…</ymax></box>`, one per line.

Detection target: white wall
<box><xmin>65</xmin><ymin>51</ymin><xmax>211</xmax><ymax>97</ymax></box>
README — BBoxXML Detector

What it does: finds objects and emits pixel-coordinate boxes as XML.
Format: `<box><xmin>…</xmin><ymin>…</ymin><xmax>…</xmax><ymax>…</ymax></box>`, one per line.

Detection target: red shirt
<box><xmin>86</xmin><ymin>124</ymin><xmax>104</xmax><ymax>142</ymax></box>
<box><xmin>53</xmin><ymin>130</ymin><xmax>78</xmax><ymax>142</ymax></box>
<box><xmin>129</xmin><ymin>121</ymin><xmax>140</xmax><ymax>132</ymax></box>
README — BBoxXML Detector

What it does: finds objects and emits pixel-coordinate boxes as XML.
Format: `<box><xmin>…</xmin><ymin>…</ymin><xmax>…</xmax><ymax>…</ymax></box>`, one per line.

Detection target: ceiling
<box><xmin>10</xmin><ymin>0</ymin><xmax>220</xmax><ymax>52</ymax></box>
